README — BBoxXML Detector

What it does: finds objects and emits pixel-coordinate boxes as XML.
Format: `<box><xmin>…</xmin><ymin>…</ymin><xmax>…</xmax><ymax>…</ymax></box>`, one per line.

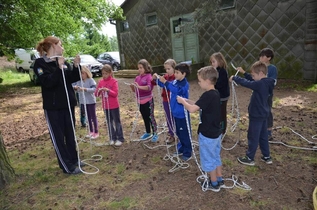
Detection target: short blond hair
<box><xmin>197</xmin><ymin>66</ymin><xmax>218</xmax><ymax>85</ymax></box>
<box><xmin>81</xmin><ymin>65</ymin><xmax>92</xmax><ymax>78</ymax></box>
<box><xmin>250</xmin><ymin>61</ymin><xmax>267</xmax><ymax>75</ymax></box>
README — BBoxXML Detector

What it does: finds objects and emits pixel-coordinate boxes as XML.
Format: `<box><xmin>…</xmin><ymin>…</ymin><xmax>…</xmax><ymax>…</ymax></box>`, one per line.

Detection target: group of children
<box><xmin>74</xmin><ymin>48</ymin><xmax>277</xmax><ymax>192</ymax></box>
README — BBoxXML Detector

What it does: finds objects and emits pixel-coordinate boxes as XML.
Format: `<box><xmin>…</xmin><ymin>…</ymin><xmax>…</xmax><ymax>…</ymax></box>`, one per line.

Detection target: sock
<box><xmin>217</xmin><ymin>177</ymin><xmax>223</xmax><ymax>182</ymax></box>
<box><xmin>268</xmin><ymin>130</ymin><xmax>272</xmax><ymax>136</ymax></box>
<box><xmin>211</xmin><ymin>181</ymin><xmax>218</xmax><ymax>186</ymax></box>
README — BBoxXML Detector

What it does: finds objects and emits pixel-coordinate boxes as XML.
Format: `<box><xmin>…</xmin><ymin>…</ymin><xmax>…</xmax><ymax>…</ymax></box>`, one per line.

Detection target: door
<box><xmin>170</xmin><ymin>13</ymin><xmax>199</xmax><ymax>63</ymax></box>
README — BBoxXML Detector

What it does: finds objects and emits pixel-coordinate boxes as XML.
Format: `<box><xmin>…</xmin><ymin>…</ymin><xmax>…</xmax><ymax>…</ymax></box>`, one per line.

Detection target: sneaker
<box><xmin>110</xmin><ymin>140</ymin><xmax>115</xmax><ymax>145</ymax></box>
<box><xmin>268</xmin><ymin>135</ymin><xmax>273</xmax><ymax>141</ymax></box>
<box><xmin>201</xmin><ymin>180</ymin><xmax>220</xmax><ymax>192</ymax></box>
<box><xmin>208</xmin><ymin>182</ymin><xmax>220</xmax><ymax>192</ymax></box>
<box><xmin>172</xmin><ymin>152</ymin><xmax>183</xmax><ymax>157</ymax></box>
<box><xmin>218</xmin><ymin>180</ymin><xmax>225</xmax><ymax>188</ymax></box>
<box><xmin>261</xmin><ymin>156</ymin><xmax>273</xmax><ymax>164</ymax></box>
<box><xmin>237</xmin><ymin>156</ymin><xmax>255</xmax><ymax>166</ymax></box>
<box><xmin>140</xmin><ymin>133</ymin><xmax>152</xmax><ymax>140</ymax></box>
<box><xmin>151</xmin><ymin>134</ymin><xmax>158</xmax><ymax>142</ymax></box>
<box><xmin>91</xmin><ymin>133</ymin><xmax>99</xmax><ymax>139</ymax></box>
<box><xmin>71</xmin><ymin>167</ymin><xmax>82</xmax><ymax>175</ymax></box>
<box><xmin>166</xmin><ymin>135</ymin><xmax>175</xmax><ymax>144</ymax></box>
<box><xmin>115</xmin><ymin>140</ymin><xmax>122</xmax><ymax>146</ymax></box>
<box><xmin>86</xmin><ymin>132</ymin><xmax>94</xmax><ymax>138</ymax></box>
<box><xmin>181</xmin><ymin>155</ymin><xmax>192</xmax><ymax>161</ymax></box>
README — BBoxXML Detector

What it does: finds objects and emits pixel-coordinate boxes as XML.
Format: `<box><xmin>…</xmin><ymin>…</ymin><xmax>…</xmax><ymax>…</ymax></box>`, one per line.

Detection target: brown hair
<box><xmin>175</xmin><ymin>63</ymin><xmax>191</xmax><ymax>77</ymax></box>
<box><xmin>259</xmin><ymin>48</ymin><xmax>274</xmax><ymax>60</ymax></box>
<box><xmin>250</xmin><ymin>61</ymin><xmax>267</xmax><ymax>75</ymax></box>
<box><xmin>81</xmin><ymin>65</ymin><xmax>93</xmax><ymax>78</ymax></box>
<box><xmin>197</xmin><ymin>66</ymin><xmax>218</xmax><ymax>85</ymax></box>
<box><xmin>210</xmin><ymin>52</ymin><xmax>227</xmax><ymax>69</ymax></box>
<box><xmin>138</xmin><ymin>59</ymin><xmax>152</xmax><ymax>74</ymax></box>
<box><xmin>164</xmin><ymin>59</ymin><xmax>176</xmax><ymax>69</ymax></box>
<box><xmin>101</xmin><ymin>64</ymin><xmax>114</xmax><ymax>77</ymax></box>
<box><xmin>36</xmin><ymin>36</ymin><xmax>61</xmax><ymax>56</ymax></box>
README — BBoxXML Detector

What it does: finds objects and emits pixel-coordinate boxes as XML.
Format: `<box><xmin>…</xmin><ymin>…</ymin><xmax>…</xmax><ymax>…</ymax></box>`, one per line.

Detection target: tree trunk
<box><xmin>0</xmin><ymin>132</ymin><xmax>15</xmax><ymax>189</ymax></box>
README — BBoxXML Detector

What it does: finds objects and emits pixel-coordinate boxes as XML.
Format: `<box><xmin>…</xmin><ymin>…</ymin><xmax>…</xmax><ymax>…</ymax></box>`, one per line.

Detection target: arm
<box><xmin>34</xmin><ymin>58</ymin><xmax>63</xmax><ymax>88</ymax></box>
<box><xmin>177</xmin><ymin>96</ymin><xmax>200</xmax><ymax>113</ymax></box>
<box><xmin>107</xmin><ymin>80</ymin><xmax>119</xmax><ymax>97</ymax></box>
<box><xmin>166</xmin><ymin>81</ymin><xmax>188</xmax><ymax>96</ymax></box>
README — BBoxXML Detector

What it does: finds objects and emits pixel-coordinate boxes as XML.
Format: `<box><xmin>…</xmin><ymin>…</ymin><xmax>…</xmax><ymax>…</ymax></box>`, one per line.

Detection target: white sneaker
<box><xmin>110</xmin><ymin>140</ymin><xmax>115</xmax><ymax>145</ymax></box>
<box><xmin>115</xmin><ymin>141</ymin><xmax>122</xmax><ymax>146</ymax></box>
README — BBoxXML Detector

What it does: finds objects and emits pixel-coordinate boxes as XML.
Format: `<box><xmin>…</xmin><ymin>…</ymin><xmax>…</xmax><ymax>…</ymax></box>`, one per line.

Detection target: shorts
<box><xmin>199</xmin><ymin>133</ymin><xmax>222</xmax><ymax>172</ymax></box>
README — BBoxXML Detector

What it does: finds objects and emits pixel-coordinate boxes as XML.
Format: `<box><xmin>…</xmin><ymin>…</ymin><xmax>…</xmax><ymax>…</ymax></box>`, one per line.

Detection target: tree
<box><xmin>0</xmin><ymin>0</ymin><xmax>124</xmax><ymax>55</ymax></box>
<box><xmin>0</xmin><ymin>131</ymin><xmax>15</xmax><ymax>189</ymax></box>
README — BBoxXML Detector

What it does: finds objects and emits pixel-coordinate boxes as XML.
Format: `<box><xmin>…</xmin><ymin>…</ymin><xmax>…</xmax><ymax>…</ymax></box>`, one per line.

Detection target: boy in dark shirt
<box><xmin>230</xmin><ymin>61</ymin><xmax>275</xmax><ymax>166</ymax></box>
<box><xmin>177</xmin><ymin>66</ymin><xmax>223</xmax><ymax>192</ymax></box>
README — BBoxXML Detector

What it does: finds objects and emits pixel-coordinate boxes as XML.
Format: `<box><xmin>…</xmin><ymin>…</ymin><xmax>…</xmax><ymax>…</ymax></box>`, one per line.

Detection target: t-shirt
<box><xmin>195</xmin><ymin>89</ymin><xmax>222</xmax><ymax>138</ymax></box>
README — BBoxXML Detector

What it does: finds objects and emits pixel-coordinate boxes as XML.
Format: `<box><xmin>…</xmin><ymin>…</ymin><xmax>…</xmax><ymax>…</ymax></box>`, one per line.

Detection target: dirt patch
<box><xmin>1</xmin><ymin>76</ymin><xmax>317</xmax><ymax>209</ymax></box>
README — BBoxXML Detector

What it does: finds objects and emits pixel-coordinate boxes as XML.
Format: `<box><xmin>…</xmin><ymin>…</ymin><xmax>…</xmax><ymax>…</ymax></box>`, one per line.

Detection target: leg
<box><xmin>80</xmin><ymin>104</ymin><xmax>86</xmax><ymax>126</ymax></box>
<box><xmin>175</xmin><ymin>117</ymin><xmax>192</xmax><ymax>158</ymax></box>
<box><xmin>267</xmin><ymin>94</ymin><xmax>273</xmax><ymax>138</ymax></box>
<box><xmin>86</xmin><ymin>104</ymin><xmax>94</xmax><ymax>133</ymax></box>
<box><xmin>259</xmin><ymin>119</ymin><xmax>270</xmax><ymax>158</ymax></box>
<box><xmin>139</xmin><ymin>102</ymin><xmax>151</xmax><ymax>133</ymax></box>
<box><xmin>105</xmin><ymin>109</ymin><xmax>116</xmax><ymax>141</ymax></box>
<box><xmin>45</xmin><ymin>109</ymin><xmax>76</xmax><ymax>173</ymax></box>
<box><xmin>149</xmin><ymin>99</ymin><xmax>157</xmax><ymax>134</ymax></box>
<box><xmin>63</xmin><ymin>107</ymin><xmax>78</xmax><ymax>165</ymax></box>
<box><xmin>88</xmin><ymin>103</ymin><xmax>98</xmax><ymax>133</ymax></box>
<box><xmin>246</xmin><ymin>120</ymin><xmax>262</xmax><ymax>160</ymax></box>
<box><xmin>220</xmin><ymin>100</ymin><xmax>228</xmax><ymax>135</ymax></box>
<box><xmin>111</xmin><ymin>108</ymin><xmax>125</xmax><ymax>142</ymax></box>
<box><xmin>163</xmin><ymin>101</ymin><xmax>174</xmax><ymax>136</ymax></box>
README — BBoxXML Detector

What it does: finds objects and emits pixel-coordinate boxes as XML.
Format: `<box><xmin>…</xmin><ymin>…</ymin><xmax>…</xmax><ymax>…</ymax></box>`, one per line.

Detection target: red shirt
<box><xmin>152</xmin><ymin>73</ymin><xmax>175</xmax><ymax>102</ymax></box>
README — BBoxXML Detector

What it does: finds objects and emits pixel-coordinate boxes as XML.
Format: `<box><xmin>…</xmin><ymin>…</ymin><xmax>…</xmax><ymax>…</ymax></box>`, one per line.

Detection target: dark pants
<box><xmin>163</xmin><ymin>101</ymin><xmax>174</xmax><ymax>136</ymax></box>
<box><xmin>45</xmin><ymin>108</ymin><xmax>78</xmax><ymax>173</ymax></box>
<box><xmin>82</xmin><ymin>103</ymin><xmax>98</xmax><ymax>133</ymax></box>
<box><xmin>246</xmin><ymin>119</ymin><xmax>270</xmax><ymax>160</ymax></box>
<box><xmin>139</xmin><ymin>99</ymin><xmax>157</xmax><ymax>134</ymax></box>
<box><xmin>267</xmin><ymin>94</ymin><xmax>273</xmax><ymax>128</ymax></box>
<box><xmin>175</xmin><ymin>117</ymin><xmax>192</xmax><ymax>158</ymax></box>
<box><xmin>220</xmin><ymin>100</ymin><xmax>228</xmax><ymax>134</ymax></box>
<box><xmin>105</xmin><ymin>108</ymin><xmax>125</xmax><ymax>142</ymax></box>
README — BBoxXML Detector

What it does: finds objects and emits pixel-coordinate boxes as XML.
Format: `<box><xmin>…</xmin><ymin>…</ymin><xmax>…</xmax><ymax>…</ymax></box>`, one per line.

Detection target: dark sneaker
<box><xmin>261</xmin><ymin>156</ymin><xmax>273</xmax><ymax>164</ymax></box>
<box><xmin>218</xmin><ymin>180</ymin><xmax>225</xmax><ymax>188</ymax></box>
<box><xmin>208</xmin><ymin>183</ymin><xmax>220</xmax><ymax>192</ymax></box>
<box><xmin>71</xmin><ymin>167</ymin><xmax>82</xmax><ymax>175</ymax></box>
<box><xmin>268</xmin><ymin>135</ymin><xmax>273</xmax><ymax>141</ymax></box>
<box><xmin>181</xmin><ymin>155</ymin><xmax>192</xmax><ymax>161</ymax></box>
<box><xmin>237</xmin><ymin>156</ymin><xmax>255</xmax><ymax>166</ymax></box>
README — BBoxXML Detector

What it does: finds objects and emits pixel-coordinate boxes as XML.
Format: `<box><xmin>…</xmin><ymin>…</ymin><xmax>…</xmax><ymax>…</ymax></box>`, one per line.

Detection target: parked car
<box><xmin>15</xmin><ymin>49</ymin><xmax>39</xmax><ymax>73</ymax></box>
<box><xmin>96</xmin><ymin>51</ymin><xmax>121</xmax><ymax>71</ymax></box>
<box><xmin>28</xmin><ymin>60</ymin><xmax>39</xmax><ymax>85</ymax></box>
<box><xmin>79</xmin><ymin>54</ymin><xmax>103</xmax><ymax>77</ymax></box>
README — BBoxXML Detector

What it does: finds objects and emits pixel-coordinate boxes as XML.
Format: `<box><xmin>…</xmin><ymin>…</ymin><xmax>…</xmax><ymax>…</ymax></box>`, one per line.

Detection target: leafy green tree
<box><xmin>0</xmin><ymin>0</ymin><xmax>124</xmax><ymax>56</ymax></box>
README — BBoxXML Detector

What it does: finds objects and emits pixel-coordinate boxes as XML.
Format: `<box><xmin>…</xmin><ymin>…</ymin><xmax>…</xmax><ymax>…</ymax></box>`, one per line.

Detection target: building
<box><xmin>116</xmin><ymin>0</ymin><xmax>317</xmax><ymax>81</ymax></box>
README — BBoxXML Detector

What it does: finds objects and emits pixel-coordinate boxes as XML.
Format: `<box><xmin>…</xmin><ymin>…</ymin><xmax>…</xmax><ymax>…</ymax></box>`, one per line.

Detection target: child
<box><xmin>73</xmin><ymin>66</ymin><xmax>99</xmax><ymax>139</ymax></box>
<box><xmin>259</xmin><ymin>48</ymin><xmax>277</xmax><ymax>140</ymax></box>
<box><xmin>152</xmin><ymin>59</ymin><xmax>176</xmax><ymax>144</ymax></box>
<box><xmin>95</xmin><ymin>64</ymin><xmax>124</xmax><ymax>146</ymax></box>
<box><xmin>230</xmin><ymin>61</ymin><xmax>275</xmax><ymax>166</ymax></box>
<box><xmin>153</xmin><ymin>63</ymin><xmax>192</xmax><ymax>161</ymax></box>
<box><xmin>210</xmin><ymin>52</ymin><xmax>230</xmax><ymax>135</ymax></box>
<box><xmin>236</xmin><ymin>48</ymin><xmax>277</xmax><ymax>140</ymax></box>
<box><xmin>177</xmin><ymin>66</ymin><xmax>223</xmax><ymax>192</ymax></box>
<box><xmin>72</xmin><ymin>83</ymin><xmax>86</xmax><ymax>127</ymax></box>
<box><xmin>130</xmin><ymin>59</ymin><xmax>158</xmax><ymax>142</ymax></box>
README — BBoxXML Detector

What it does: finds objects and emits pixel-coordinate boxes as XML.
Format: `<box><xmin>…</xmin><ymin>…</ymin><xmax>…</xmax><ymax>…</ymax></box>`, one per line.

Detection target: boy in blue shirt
<box><xmin>153</xmin><ymin>63</ymin><xmax>192</xmax><ymax>161</ymax></box>
<box><xmin>230</xmin><ymin>61</ymin><xmax>275</xmax><ymax>166</ymax></box>
<box><xmin>177</xmin><ymin>66</ymin><xmax>223</xmax><ymax>192</ymax></box>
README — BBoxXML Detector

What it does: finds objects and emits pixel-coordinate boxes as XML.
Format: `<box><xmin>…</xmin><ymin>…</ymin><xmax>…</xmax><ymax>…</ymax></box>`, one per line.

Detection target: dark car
<box><xmin>80</xmin><ymin>54</ymin><xmax>103</xmax><ymax>77</ymax></box>
<box><xmin>96</xmin><ymin>52</ymin><xmax>121</xmax><ymax>71</ymax></box>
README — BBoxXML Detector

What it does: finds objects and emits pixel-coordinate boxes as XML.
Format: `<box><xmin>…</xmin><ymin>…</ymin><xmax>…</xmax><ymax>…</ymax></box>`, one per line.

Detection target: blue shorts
<box><xmin>199</xmin><ymin>133</ymin><xmax>222</xmax><ymax>172</ymax></box>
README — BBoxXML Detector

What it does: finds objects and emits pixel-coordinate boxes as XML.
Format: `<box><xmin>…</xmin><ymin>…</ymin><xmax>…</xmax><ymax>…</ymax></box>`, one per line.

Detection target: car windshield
<box><xmin>80</xmin><ymin>55</ymin><xmax>98</xmax><ymax>63</ymax></box>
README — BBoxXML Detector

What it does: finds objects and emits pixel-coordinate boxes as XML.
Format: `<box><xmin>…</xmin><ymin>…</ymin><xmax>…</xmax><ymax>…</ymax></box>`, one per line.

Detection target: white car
<box><xmin>15</xmin><ymin>49</ymin><xmax>39</xmax><ymax>73</ymax></box>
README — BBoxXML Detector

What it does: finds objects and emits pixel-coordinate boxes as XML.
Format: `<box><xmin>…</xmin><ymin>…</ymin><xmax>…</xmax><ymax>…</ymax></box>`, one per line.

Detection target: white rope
<box><xmin>269</xmin><ymin>126</ymin><xmax>317</xmax><ymax>150</ymax></box>
<box><xmin>221</xmin><ymin>80</ymin><xmax>240</xmax><ymax>151</ymax></box>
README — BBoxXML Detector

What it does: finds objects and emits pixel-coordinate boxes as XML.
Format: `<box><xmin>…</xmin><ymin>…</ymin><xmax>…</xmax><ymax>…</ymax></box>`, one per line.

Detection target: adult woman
<box><xmin>34</xmin><ymin>36</ymin><xmax>82</xmax><ymax>174</ymax></box>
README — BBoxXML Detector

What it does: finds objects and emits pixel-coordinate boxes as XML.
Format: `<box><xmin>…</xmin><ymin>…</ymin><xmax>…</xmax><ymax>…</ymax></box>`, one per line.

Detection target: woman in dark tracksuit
<box><xmin>34</xmin><ymin>36</ymin><xmax>82</xmax><ymax>174</ymax></box>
